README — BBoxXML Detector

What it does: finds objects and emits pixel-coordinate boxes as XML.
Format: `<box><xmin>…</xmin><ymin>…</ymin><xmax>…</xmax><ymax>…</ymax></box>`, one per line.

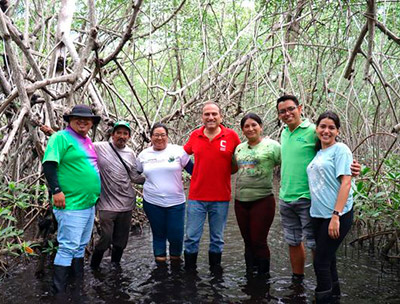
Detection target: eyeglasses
<box><xmin>152</xmin><ymin>133</ymin><xmax>167</xmax><ymax>138</ymax></box>
<box><xmin>278</xmin><ymin>106</ymin><xmax>298</xmax><ymax>115</ymax></box>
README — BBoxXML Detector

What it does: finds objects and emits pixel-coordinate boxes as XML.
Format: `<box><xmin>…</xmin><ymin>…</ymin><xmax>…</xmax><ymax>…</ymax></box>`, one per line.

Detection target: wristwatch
<box><xmin>53</xmin><ymin>187</ymin><xmax>62</xmax><ymax>195</ymax></box>
<box><xmin>332</xmin><ymin>210</ymin><xmax>342</xmax><ymax>217</ymax></box>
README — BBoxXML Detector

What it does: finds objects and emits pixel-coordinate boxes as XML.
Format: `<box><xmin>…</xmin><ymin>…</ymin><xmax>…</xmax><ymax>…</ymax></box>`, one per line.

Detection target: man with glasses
<box><xmin>183</xmin><ymin>101</ymin><xmax>241</xmax><ymax>272</ymax></box>
<box><xmin>277</xmin><ymin>95</ymin><xmax>359</xmax><ymax>284</ymax></box>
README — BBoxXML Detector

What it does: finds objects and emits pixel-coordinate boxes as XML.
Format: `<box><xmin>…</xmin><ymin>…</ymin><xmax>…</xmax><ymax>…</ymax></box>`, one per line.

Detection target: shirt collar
<box><xmin>198</xmin><ymin>125</ymin><xmax>226</xmax><ymax>139</ymax></box>
<box><xmin>285</xmin><ymin>119</ymin><xmax>311</xmax><ymax>132</ymax></box>
<box><xmin>66</xmin><ymin>126</ymin><xmax>88</xmax><ymax>139</ymax></box>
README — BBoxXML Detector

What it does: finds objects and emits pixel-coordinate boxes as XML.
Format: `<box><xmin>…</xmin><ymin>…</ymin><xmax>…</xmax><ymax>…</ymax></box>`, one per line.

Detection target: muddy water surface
<box><xmin>1</xmin><ymin>205</ymin><xmax>399</xmax><ymax>304</ymax></box>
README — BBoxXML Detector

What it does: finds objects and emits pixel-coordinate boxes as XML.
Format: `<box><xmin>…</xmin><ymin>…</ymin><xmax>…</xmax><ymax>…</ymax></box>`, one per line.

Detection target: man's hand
<box><xmin>350</xmin><ymin>160</ymin><xmax>361</xmax><ymax>177</ymax></box>
<box><xmin>53</xmin><ymin>192</ymin><xmax>66</xmax><ymax>209</ymax></box>
<box><xmin>40</xmin><ymin>125</ymin><xmax>56</xmax><ymax>136</ymax></box>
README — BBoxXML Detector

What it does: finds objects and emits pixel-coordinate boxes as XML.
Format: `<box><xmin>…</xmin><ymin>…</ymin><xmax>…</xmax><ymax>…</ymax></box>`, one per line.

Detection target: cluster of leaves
<box><xmin>0</xmin><ymin>182</ymin><xmax>46</xmax><ymax>257</ymax></box>
<box><xmin>353</xmin><ymin>155</ymin><xmax>400</xmax><ymax>253</ymax></box>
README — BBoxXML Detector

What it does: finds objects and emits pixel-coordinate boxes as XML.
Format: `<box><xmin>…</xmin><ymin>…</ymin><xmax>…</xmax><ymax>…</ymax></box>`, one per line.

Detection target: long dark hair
<box><xmin>240</xmin><ymin>113</ymin><xmax>263</xmax><ymax>129</ymax></box>
<box><xmin>315</xmin><ymin>111</ymin><xmax>341</xmax><ymax>151</ymax></box>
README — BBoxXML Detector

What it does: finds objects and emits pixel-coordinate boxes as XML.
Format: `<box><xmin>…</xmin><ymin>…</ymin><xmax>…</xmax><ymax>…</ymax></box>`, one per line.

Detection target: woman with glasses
<box><xmin>307</xmin><ymin>111</ymin><xmax>353</xmax><ymax>303</ymax></box>
<box><xmin>233</xmin><ymin>113</ymin><xmax>281</xmax><ymax>276</ymax></box>
<box><xmin>136</xmin><ymin>123</ymin><xmax>193</xmax><ymax>264</ymax></box>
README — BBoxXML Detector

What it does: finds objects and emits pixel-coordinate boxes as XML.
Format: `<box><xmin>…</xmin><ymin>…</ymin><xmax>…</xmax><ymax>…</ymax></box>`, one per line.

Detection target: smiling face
<box><xmin>151</xmin><ymin>127</ymin><xmax>168</xmax><ymax>151</ymax></box>
<box><xmin>316</xmin><ymin>117</ymin><xmax>339</xmax><ymax>149</ymax></box>
<box><xmin>242</xmin><ymin>118</ymin><xmax>262</xmax><ymax>145</ymax></box>
<box><xmin>202</xmin><ymin>104</ymin><xmax>222</xmax><ymax>131</ymax></box>
<box><xmin>69</xmin><ymin>116</ymin><xmax>94</xmax><ymax>136</ymax></box>
<box><xmin>112</xmin><ymin>126</ymin><xmax>130</xmax><ymax>149</ymax></box>
<box><xmin>277</xmin><ymin>99</ymin><xmax>302</xmax><ymax>131</ymax></box>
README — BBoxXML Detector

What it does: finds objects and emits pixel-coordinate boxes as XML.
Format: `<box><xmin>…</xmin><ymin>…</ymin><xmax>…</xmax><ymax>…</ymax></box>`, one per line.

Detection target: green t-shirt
<box><xmin>280</xmin><ymin>119</ymin><xmax>317</xmax><ymax>202</ymax></box>
<box><xmin>234</xmin><ymin>138</ymin><xmax>281</xmax><ymax>201</ymax></box>
<box><xmin>42</xmin><ymin>127</ymin><xmax>101</xmax><ymax>210</ymax></box>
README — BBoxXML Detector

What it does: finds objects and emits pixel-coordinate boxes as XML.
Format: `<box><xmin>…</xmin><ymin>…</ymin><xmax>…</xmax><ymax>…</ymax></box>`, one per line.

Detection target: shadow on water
<box><xmin>1</xmin><ymin>205</ymin><xmax>399</xmax><ymax>304</ymax></box>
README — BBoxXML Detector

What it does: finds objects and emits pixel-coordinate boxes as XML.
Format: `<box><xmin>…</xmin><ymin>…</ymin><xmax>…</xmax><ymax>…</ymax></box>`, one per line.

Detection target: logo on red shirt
<box><xmin>220</xmin><ymin>140</ymin><xmax>227</xmax><ymax>151</ymax></box>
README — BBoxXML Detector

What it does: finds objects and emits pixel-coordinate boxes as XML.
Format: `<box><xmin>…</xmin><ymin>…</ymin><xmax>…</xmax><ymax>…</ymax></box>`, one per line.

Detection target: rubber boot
<box><xmin>184</xmin><ymin>251</ymin><xmax>198</xmax><ymax>271</ymax></box>
<box><xmin>90</xmin><ymin>249</ymin><xmax>104</xmax><ymax>269</ymax></box>
<box><xmin>209</xmin><ymin>251</ymin><xmax>223</xmax><ymax>274</ymax></box>
<box><xmin>244</xmin><ymin>252</ymin><xmax>255</xmax><ymax>274</ymax></box>
<box><xmin>332</xmin><ymin>281</ymin><xmax>341</xmax><ymax>302</ymax></box>
<box><xmin>291</xmin><ymin>273</ymin><xmax>305</xmax><ymax>284</ymax></box>
<box><xmin>257</xmin><ymin>258</ymin><xmax>270</xmax><ymax>277</ymax></box>
<box><xmin>52</xmin><ymin>265</ymin><xmax>70</xmax><ymax>294</ymax></box>
<box><xmin>315</xmin><ymin>289</ymin><xmax>332</xmax><ymax>304</ymax></box>
<box><xmin>170</xmin><ymin>255</ymin><xmax>182</xmax><ymax>269</ymax></box>
<box><xmin>70</xmin><ymin>257</ymin><xmax>85</xmax><ymax>299</ymax></box>
<box><xmin>111</xmin><ymin>247</ymin><xmax>124</xmax><ymax>265</ymax></box>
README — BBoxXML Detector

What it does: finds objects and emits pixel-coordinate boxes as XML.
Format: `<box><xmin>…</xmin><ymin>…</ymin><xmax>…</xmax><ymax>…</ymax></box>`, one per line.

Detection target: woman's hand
<box><xmin>328</xmin><ymin>215</ymin><xmax>340</xmax><ymax>239</ymax></box>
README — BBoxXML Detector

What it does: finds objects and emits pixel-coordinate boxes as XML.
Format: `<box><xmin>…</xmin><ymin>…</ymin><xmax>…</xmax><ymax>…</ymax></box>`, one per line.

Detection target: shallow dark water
<box><xmin>1</xmin><ymin>205</ymin><xmax>399</xmax><ymax>304</ymax></box>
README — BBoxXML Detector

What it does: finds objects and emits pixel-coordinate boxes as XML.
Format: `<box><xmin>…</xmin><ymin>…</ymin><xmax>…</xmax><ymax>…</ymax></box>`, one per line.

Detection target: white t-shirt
<box><xmin>136</xmin><ymin>144</ymin><xmax>190</xmax><ymax>207</ymax></box>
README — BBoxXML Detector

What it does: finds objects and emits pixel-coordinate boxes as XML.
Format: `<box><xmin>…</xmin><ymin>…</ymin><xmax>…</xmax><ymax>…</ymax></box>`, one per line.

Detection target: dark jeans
<box><xmin>234</xmin><ymin>195</ymin><xmax>276</xmax><ymax>259</ymax></box>
<box><xmin>312</xmin><ymin>209</ymin><xmax>353</xmax><ymax>292</ymax></box>
<box><xmin>143</xmin><ymin>200</ymin><xmax>185</xmax><ymax>257</ymax></box>
<box><xmin>94</xmin><ymin>210</ymin><xmax>132</xmax><ymax>252</ymax></box>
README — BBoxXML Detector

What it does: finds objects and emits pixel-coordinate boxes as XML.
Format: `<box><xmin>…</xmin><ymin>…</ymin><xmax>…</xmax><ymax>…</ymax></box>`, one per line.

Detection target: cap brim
<box><xmin>112</xmin><ymin>125</ymin><xmax>131</xmax><ymax>135</ymax></box>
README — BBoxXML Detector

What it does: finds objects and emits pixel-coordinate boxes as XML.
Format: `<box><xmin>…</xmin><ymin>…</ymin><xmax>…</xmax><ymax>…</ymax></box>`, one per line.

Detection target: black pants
<box><xmin>312</xmin><ymin>209</ymin><xmax>353</xmax><ymax>292</ymax></box>
<box><xmin>94</xmin><ymin>210</ymin><xmax>132</xmax><ymax>252</ymax></box>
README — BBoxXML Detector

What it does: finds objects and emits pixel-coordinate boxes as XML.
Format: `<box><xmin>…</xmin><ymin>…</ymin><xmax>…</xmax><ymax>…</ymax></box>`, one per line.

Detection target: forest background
<box><xmin>0</xmin><ymin>0</ymin><xmax>399</xmax><ymax>274</ymax></box>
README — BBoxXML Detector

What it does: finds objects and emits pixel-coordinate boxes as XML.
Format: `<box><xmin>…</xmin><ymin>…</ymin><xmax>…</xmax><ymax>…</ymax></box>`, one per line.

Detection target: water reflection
<box><xmin>1</xmin><ymin>206</ymin><xmax>399</xmax><ymax>304</ymax></box>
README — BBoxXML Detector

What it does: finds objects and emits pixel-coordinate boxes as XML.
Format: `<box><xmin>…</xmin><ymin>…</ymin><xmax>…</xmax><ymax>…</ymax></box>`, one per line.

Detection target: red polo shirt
<box><xmin>184</xmin><ymin>125</ymin><xmax>240</xmax><ymax>201</ymax></box>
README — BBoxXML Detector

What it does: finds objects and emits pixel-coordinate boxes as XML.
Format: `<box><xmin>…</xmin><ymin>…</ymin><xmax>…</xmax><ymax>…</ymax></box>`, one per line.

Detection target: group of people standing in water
<box><xmin>42</xmin><ymin>94</ymin><xmax>359</xmax><ymax>303</ymax></box>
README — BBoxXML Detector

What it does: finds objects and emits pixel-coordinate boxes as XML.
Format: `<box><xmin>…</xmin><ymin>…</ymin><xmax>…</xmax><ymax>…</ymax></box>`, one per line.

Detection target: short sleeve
<box><xmin>136</xmin><ymin>154</ymin><xmax>143</xmax><ymax>173</ymax></box>
<box><xmin>233</xmin><ymin>131</ymin><xmax>241</xmax><ymax>148</ymax></box>
<box><xmin>273</xmin><ymin>141</ymin><xmax>281</xmax><ymax>165</ymax></box>
<box><xmin>179</xmin><ymin>147</ymin><xmax>190</xmax><ymax>167</ymax></box>
<box><xmin>184</xmin><ymin>133</ymin><xmax>194</xmax><ymax>155</ymax></box>
<box><xmin>334</xmin><ymin>144</ymin><xmax>353</xmax><ymax>178</ymax></box>
<box><xmin>42</xmin><ymin>133</ymin><xmax>66</xmax><ymax>164</ymax></box>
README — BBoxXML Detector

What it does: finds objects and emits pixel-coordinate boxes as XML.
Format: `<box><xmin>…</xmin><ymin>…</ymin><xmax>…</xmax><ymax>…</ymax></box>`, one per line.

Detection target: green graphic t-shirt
<box><xmin>42</xmin><ymin>127</ymin><xmax>101</xmax><ymax>210</ymax></box>
<box><xmin>234</xmin><ymin>138</ymin><xmax>281</xmax><ymax>201</ymax></box>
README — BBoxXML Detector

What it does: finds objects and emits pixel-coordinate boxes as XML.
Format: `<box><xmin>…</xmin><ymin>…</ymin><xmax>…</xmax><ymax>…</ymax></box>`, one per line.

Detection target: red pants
<box><xmin>234</xmin><ymin>195</ymin><xmax>276</xmax><ymax>259</ymax></box>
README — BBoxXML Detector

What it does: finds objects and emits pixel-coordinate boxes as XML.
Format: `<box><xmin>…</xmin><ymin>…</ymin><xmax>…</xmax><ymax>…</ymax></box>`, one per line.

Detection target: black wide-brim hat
<box><xmin>63</xmin><ymin>104</ymin><xmax>101</xmax><ymax>124</ymax></box>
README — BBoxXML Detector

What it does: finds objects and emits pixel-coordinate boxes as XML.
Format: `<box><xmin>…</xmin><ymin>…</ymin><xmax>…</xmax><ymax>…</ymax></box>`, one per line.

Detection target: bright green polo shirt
<box><xmin>280</xmin><ymin>119</ymin><xmax>317</xmax><ymax>202</ymax></box>
<box><xmin>42</xmin><ymin>127</ymin><xmax>101</xmax><ymax>210</ymax></box>
<box><xmin>235</xmin><ymin>138</ymin><xmax>281</xmax><ymax>201</ymax></box>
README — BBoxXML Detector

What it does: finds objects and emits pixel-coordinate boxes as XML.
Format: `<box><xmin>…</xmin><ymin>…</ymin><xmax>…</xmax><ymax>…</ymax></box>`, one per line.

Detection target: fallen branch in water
<box><xmin>349</xmin><ymin>230</ymin><xmax>397</xmax><ymax>245</ymax></box>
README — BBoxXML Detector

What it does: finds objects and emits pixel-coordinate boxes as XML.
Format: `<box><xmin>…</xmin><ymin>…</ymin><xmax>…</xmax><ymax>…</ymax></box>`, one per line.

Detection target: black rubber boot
<box><xmin>332</xmin><ymin>281</ymin><xmax>341</xmax><ymax>302</ymax></box>
<box><xmin>111</xmin><ymin>247</ymin><xmax>124</xmax><ymax>264</ymax></box>
<box><xmin>184</xmin><ymin>251</ymin><xmax>198</xmax><ymax>271</ymax></box>
<box><xmin>209</xmin><ymin>251</ymin><xmax>223</xmax><ymax>274</ymax></box>
<box><xmin>244</xmin><ymin>252</ymin><xmax>255</xmax><ymax>274</ymax></box>
<box><xmin>52</xmin><ymin>265</ymin><xmax>70</xmax><ymax>294</ymax></box>
<box><xmin>257</xmin><ymin>258</ymin><xmax>270</xmax><ymax>276</ymax></box>
<box><xmin>90</xmin><ymin>249</ymin><xmax>104</xmax><ymax>269</ymax></box>
<box><xmin>71</xmin><ymin>257</ymin><xmax>84</xmax><ymax>279</ymax></box>
<box><xmin>291</xmin><ymin>273</ymin><xmax>305</xmax><ymax>284</ymax></box>
<box><xmin>315</xmin><ymin>289</ymin><xmax>332</xmax><ymax>304</ymax></box>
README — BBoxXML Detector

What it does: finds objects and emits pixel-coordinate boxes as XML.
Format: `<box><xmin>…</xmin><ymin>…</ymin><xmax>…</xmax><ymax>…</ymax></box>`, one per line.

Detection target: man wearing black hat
<box><xmin>90</xmin><ymin>121</ymin><xmax>144</xmax><ymax>269</ymax></box>
<box><xmin>42</xmin><ymin>104</ymin><xmax>101</xmax><ymax>295</ymax></box>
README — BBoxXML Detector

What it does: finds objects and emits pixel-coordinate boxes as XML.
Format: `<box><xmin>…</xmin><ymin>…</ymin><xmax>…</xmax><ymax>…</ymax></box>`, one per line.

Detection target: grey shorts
<box><xmin>279</xmin><ymin>199</ymin><xmax>316</xmax><ymax>249</ymax></box>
